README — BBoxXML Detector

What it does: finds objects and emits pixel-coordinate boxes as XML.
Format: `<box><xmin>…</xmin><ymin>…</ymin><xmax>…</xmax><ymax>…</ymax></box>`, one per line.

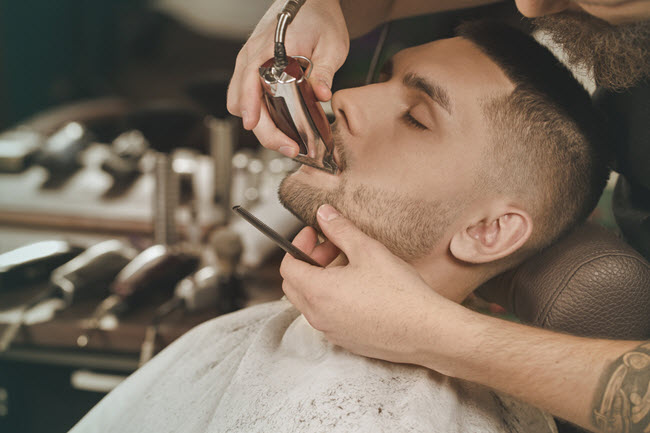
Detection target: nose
<box><xmin>331</xmin><ymin>83</ymin><xmax>395</xmax><ymax>138</ymax></box>
<box><xmin>515</xmin><ymin>0</ymin><xmax>570</xmax><ymax>17</ymax></box>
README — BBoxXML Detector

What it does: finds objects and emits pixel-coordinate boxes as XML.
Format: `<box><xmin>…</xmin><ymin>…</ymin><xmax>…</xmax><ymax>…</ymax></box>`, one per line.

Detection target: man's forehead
<box><xmin>390</xmin><ymin>37</ymin><xmax>515</xmax><ymax>95</ymax></box>
<box><xmin>393</xmin><ymin>37</ymin><xmax>483</xmax><ymax>65</ymax></box>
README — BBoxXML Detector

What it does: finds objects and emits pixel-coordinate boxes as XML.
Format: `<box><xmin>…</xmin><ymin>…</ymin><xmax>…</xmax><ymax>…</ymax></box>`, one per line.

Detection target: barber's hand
<box><xmin>226</xmin><ymin>0</ymin><xmax>349</xmax><ymax>157</ymax></box>
<box><xmin>280</xmin><ymin>204</ymin><xmax>444</xmax><ymax>366</ymax></box>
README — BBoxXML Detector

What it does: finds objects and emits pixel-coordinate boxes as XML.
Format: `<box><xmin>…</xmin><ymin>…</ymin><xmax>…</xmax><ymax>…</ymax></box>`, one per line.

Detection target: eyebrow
<box><xmin>402</xmin><ymin>72</ymin><xmax>453</xmax><ymax>115</ymax></box>
<box><xmin>379</xmin><ymin>58</ymin><xmax>453</xmax><ymax>115</ymax></box>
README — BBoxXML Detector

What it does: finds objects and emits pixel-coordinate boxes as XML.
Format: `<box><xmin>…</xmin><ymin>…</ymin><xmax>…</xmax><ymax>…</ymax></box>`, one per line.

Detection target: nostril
<box><xmin>337</xmin><ymin>109</ymin><xmax>351</xmax><ymax>134</ymax></box>
<box><xmin>331</xmin><ymin>91</ymin><xmax>357</xmax><ymax>136</ymax></box>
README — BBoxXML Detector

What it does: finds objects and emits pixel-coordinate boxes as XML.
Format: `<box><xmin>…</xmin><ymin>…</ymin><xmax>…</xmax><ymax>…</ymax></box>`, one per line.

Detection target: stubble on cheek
<box><xmin>277</xmin><ymin>172</ymin><xmax>343</xmax><ymax>230</ymax></box>
<box><xmin>277</xmin><ymin>123</ymin><xmax>350</xmax><ymax>229</ymax></box>
<box><xmin>278</xmin><ymin>172</ymin><xmax>456</xmax><ymax>262</ymax></box>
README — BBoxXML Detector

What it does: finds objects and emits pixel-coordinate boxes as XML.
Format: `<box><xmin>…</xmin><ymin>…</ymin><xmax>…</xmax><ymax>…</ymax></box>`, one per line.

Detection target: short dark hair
<box><xmin>456</xmin><ymin>21</ymin><xmax>612</xmax><ymax>253</ymax></box>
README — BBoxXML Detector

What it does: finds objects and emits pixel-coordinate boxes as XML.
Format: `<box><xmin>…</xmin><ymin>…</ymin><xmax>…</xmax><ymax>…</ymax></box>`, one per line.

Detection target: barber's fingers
<box><xmin>315</xmin><ymin>240</ymin><xmax>344</xmax><ymax>267</ymax></box>
<box><xmin>308</xmin><ymin>38</ymin><xmax>348</xmax><ymax>102</ymax></box>
<box><xmin>280</xmin><ymin>254</ymin><xmax>319</xmax><ymax>307</ymax></box>
<box><xmin>281</xmin><ymin>278</ymin><xmax>302</xmax><ymax>308</ymax></box>
<box><xmin>288</xmin><ymin>226</ymin><xmax>341</xmax><ymax>267</ymax></box>
<box><xmin>226</xmin><ymin>42</ymin><xmax>274</xmax><ymax>131</ymax></box>
<box><xmin>238</xmin><ymin>62</ymin><xmax>267</xmax><ymax>130</ymax></box>
<box><xmin>310</xmin><ymin>76</ymin><xmax>332</xmax><ymax>103</ymax></box>
<box><xmin>291</xmin><ymin>226</ymin><xmax>318</xmax><ymax>252</ymax></box>
<box><xmin>227</xmin><ymin>48</ymin><xmax>257</xmax><ymax>120</ymax></box>
<box><xmin>228</xmin><ymin>46</ymin><xmax>300</xmax><ymax>155</ymax></box>
<box><xmin>316</xmin><ymin>204</ymin><xmax>384</xmax><ymax>262</ymax></box>
<box><xmin>280</xmin><ymin>254</ymin><xmax>343</xmax><ymax>332</ymax></box>
<box><xmin>252</xmin><ymin>106</ymin><xmax>300</xmax><ymax>156</ymax></box>
<box><xmin>226</xmin><ymin>0</ymin><xmax>278</xmax><ymax>127</ymax></box>
<box><xmin>280</xmin><ymin>253</ymin><xmax>341</xmax><ymax>334</ymax></box>
<box><xmin>281</xmin><ymin>276</ymin><xmax>322</xmax><ymax>329</ymax></box>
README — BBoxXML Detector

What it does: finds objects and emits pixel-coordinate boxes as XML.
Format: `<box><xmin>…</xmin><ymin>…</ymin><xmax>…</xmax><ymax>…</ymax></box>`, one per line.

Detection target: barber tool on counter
<box><xmin>34</xmin><ymin>122</ymin><xmax>93</xmax><ymax>176</ymax></box>
<box><xmin>173</xmin><ymin>147</ymin><xmax>200</xmax><ymax>206</ymax></box>
<box><xmin>77</xmin><ymin>104</ymin><xmax>204</xmax><ymax>348</ymax></box>
<box><xmin>0</xmin><ymin>128</ymin><xmax>44</xmax><ymax>173</ymax></box>
<box><xmin>128</xmin><ymin>103</ymin><xmax>204</xmax><ymax>246</ymax></box>
<box><xmin>138</xmin><ymin>228</ymin><xmax>245</xmax><ymax>365</ymax></box>
<box><xmin>0</xmin><ymin>240</ymin><xmax>83</xmax><ymax>291</ymax></box>
<box><xmin>101</xmin><ymin>130</ymin><xmax>149</xmax><ymax>188</ymax></box>
<box><xmin>0</xmin><ymin>239</ymin><xmax>137</xmax><ymax>352</ymax></box>
<box><xmin>76</xmin><ymin>244</ymin><xmax>199</xmax><ymax>348</ymax></box>
<box><xmin>231</xmin><ymin>150</ymin><xmax>259</xmax><ymax>208</ymax></box>
<box><xmin>211</xmin><ymin>228</ymin><xmax>246</xmax><ymax>313</ymax></box>
<box><xmin>259</xmin><ymin>0</ymin><xmax>338</xmax><ymax>174</ymax></box>
<box><xmin>186</xmin><ymin>76</ymin><xmax>237</xmax><ymax>224</ymax></box>
<box><xmin>50</xmin><ymin>240</ymin><xmax>139</xmax><ymax>305</ymax></box>
<box><xmin>176</xmin><ymin>228</ymin><xmax>245</xmax><ymax>314</ymax></box>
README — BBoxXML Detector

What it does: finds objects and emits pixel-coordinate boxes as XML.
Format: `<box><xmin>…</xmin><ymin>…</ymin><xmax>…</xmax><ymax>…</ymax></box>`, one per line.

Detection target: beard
<box><xmin>277</xmin><ymin>124</ymin><xmax>457</xmax><ymax>262</ymax></box>
<box><xmin>534</xmin><ymin>11</ymin><xmax>650</xmax><ymax>90</ymax></box>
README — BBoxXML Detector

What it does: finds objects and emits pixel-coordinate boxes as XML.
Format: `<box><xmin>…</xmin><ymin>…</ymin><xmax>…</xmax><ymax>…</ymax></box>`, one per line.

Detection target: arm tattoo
<box><xmin>593</xmin><ymin>342</ymin><xmax>650</xmax><ymax>433</ymax></box>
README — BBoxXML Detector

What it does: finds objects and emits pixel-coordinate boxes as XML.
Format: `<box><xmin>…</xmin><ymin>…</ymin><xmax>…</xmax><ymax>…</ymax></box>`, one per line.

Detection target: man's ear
<box><xmin>449</xmin><ymin>208</ymin><xmax>533</xmax><ymax>264</ymax></box>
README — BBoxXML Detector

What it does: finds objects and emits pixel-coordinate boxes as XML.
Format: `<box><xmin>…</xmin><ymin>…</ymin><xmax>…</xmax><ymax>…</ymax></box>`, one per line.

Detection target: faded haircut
<box><xmin>456</xmin><ymin>21</ymin><xmax>612</xmax><ymax>256</ymax></box>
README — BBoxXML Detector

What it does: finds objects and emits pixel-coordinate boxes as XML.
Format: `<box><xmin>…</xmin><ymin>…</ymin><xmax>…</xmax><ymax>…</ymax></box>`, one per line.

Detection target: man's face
<box><xmin>279</xmin><ymin>38</ymin><xmax>513</xmax><ymax>262</ymax></box>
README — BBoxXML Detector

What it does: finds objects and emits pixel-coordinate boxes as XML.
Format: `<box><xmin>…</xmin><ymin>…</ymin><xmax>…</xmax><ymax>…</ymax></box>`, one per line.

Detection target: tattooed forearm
<box><xmin>592</xmin><ymin>342</ymin><xmax>650</xmax><ymax>433</ymax></box>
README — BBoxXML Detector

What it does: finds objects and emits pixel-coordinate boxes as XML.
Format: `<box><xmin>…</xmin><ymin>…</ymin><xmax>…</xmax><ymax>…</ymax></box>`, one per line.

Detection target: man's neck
<box><xmin>411</xmin><ymin>250</ymin><xmax>489</xmax><ymax>304</ymax></box>
<box><xmin>329</xmin><ymin>247</ymin><xmax>490</xmax><ymax>304</ymax></box>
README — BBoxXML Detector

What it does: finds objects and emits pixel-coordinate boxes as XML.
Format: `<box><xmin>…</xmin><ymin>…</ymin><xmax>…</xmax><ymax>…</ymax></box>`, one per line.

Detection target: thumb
<box><xmin>309</xmin><ymin>44</ymin><xmax>346</xmax><ymax>102</ymax></box>
<box><xmin>309</xmin><ymin>64</ymin><xmax>335</xmax><ymax>102</ymax></box>
<box><xmin>316</xmin><ymin>204</ymin><xmax>377</xmax><ymax>261</ymax></box>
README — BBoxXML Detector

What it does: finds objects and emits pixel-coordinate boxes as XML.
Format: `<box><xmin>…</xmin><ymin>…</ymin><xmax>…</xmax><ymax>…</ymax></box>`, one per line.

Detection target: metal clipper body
<box><xmin>259</xmin><ymin>57</ymin><xmax>337</xmax><ymax>174</ymax></box>
<box><xmin>258</xmin><ymin>0</ymin><xmax>337</xmax><ymax>174</ymax></box>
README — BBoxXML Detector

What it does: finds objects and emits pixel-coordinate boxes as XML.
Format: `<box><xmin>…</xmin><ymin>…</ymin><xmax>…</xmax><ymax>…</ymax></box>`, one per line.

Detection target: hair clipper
<box><xmin>259</xmin><ymin>0</ymin><xmax>338</xmax><ymax>174</ymax></box>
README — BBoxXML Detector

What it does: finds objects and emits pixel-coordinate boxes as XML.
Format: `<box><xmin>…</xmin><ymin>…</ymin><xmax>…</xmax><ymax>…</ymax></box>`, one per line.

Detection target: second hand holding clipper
<box><xmin>259</xmin><ymin>0</ymin><xmax>338</xmax><ymax>174</ymax></box>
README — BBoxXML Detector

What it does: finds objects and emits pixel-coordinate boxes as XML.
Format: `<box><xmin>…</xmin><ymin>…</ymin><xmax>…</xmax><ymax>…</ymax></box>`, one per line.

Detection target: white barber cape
<box><xmin>70</xmin><ymin>299</ymin><xmax>556</xmax><ymax>433</ymax></box>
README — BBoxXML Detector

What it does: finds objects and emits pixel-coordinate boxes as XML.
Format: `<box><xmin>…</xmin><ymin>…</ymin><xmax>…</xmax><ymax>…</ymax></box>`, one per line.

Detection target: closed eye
<box><xmin>379</xmin><ymin>58</ymin><xmax>428</xmax><ymax>131</ymax></box>
<box><xmin>402</xmin><ymin>112</ymin><xmax>427</xmax><ymax>131</ymax></box>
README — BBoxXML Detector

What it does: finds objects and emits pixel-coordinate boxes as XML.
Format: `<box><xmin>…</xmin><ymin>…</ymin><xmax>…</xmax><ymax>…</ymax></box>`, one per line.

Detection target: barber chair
<box><xmin>477</xmin><ymin>222</ymin><xmax>650</xmax><ymax>339</ymax></box>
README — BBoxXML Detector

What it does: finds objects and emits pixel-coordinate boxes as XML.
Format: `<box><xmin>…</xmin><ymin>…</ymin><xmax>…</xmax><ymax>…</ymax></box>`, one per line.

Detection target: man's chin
<box><xmin>278</xmin><ymin>173</ymin><xmax>333</xmax><ymax>229</ymax></box>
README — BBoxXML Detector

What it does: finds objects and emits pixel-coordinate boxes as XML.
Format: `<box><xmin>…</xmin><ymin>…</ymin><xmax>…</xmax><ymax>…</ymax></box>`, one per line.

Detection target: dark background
<box><xmin>0</xmin><ymin>0</ymin><xmax>521</xmax><ymax>131</ymax></box>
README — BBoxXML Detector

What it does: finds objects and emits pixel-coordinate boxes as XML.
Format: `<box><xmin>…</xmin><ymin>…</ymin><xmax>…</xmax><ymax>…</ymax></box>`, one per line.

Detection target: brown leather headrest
<box><xmin>477</xmin><ymin>222</ymin><xmax>650</xmax><ymax>339</ymax></box>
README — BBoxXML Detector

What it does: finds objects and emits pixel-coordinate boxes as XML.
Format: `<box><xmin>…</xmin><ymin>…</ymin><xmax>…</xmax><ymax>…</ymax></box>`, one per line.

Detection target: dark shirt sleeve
<box><xmin>594</xmin><ymin>81</ymin><xmax>650</xmax><ymax>260</ymax></box>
